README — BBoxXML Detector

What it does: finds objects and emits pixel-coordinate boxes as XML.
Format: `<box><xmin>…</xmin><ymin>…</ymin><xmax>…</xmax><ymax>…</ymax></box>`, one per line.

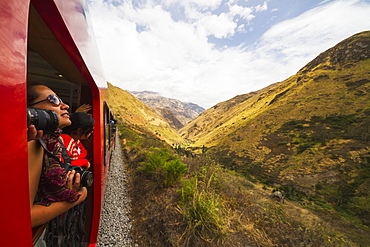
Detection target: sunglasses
<box><xmin>28</xmin><ymin>94</ymin><xmax>63</xmax><ymax>107</ymax></box>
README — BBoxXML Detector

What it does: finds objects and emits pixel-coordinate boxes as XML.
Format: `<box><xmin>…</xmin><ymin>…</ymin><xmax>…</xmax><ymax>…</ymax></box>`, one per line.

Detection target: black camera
<box><xmin>63</xmin><ymin>163</ymin><xmax>94</xmax><ymax>187</ymax></box>
<box><xmin>27</xmin><ymin>107</ymin><xmax>59</xmax><ymax>134</ymax></box>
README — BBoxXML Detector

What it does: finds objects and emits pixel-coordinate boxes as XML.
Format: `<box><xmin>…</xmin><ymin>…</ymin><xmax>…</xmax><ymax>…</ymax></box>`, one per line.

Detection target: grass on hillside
<box><xmin>117</xmin><ymin>123</ymin><xmax>357</xmax><ymax>246</ymax></box>
<box><xmin>209</xmin><ymin>111</ymin><xmax>370</xmax><ymax>231</ymax></box>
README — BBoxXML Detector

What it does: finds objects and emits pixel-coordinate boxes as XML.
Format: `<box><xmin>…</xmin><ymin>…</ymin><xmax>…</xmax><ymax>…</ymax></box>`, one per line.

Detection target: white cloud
<box><xmin>236</xmin><ymin>23</ymin><xmax>247</xmax><ymax>33</ymax></box>
<box><xmin>163</xmin><ymin>0</ymin><xmax>222</xmax><ymax>10</ymax></box>
<box><xmin>255</xmin><ymin>1</ymin><xmax>268</xmax><ymax>12</ymax></box>
<box><xmin>229</xmin><ymin>5</ymin><xmax>255</xmax><ymax>21</ymax></box>
<box><xmin>195</xmin><ymin>13</ymin><xmax>237</xmax><ymax>38</ymax></box>
<box><xmin>88</xmin><ymin>0</ymin><xmax>370</xmax><ymax>109</ymax></box>
<box><xmin>255</xmin><ymin>0</ymin><xmax>370</xmax><ymax>79</ymax></box>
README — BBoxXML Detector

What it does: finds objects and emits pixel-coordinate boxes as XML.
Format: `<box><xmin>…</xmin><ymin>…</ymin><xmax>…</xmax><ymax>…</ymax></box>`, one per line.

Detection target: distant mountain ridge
<box><xmin>106</xmin><ymin>83</ymin><xmax>186</xmax><ymax>145</ymax></box>
<box><xmin>180</xmin><ymin>31</ymin><xmax>370</xmax><ymax>226</ymax></box>
<box><xmin>131</xmin><ymin>90</ymin><xmax>205</xmax><ymax>130</ymax></box>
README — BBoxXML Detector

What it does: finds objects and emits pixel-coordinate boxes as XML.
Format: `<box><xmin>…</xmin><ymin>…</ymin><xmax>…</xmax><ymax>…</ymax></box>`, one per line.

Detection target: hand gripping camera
<box><xmin>60</xmin><ymin>146</ymin><xmax>94</xmax><ymax>187</ymax></box>
<box><xmin>38</xmin><ymin>141</ymin><xmax>94</xmax><ymax>187</ymax></box>
<box><xmin>62</xmin><ymin>163</ymin><xmax>94</xmax><ymax>187</ymax></box>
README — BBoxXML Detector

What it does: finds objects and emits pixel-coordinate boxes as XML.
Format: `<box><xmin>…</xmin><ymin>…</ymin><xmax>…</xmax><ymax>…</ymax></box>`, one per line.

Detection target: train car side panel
<box><xmin>90</xmin><ymin>90</ymin><xmax>105</xmax><ymax>246</ymax></box>
<box><xmin>0</xmin><ymin>0</ymin><xmax>33</xmax><ymax>246</ymax></box>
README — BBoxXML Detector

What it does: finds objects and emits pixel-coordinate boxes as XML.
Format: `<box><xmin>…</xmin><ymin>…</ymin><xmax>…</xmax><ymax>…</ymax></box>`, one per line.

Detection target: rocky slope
<box><xmin>131</xmin><ymin>91</ymin><xmax>205</xmax><ymax>130</ymax></box>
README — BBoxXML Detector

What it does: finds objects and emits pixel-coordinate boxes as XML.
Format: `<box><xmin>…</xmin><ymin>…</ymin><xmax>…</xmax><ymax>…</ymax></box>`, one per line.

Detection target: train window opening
<box><xmin>27</xmin><ymin>4</ymin><xmax>96</xmax><ymax>244</ymax></box>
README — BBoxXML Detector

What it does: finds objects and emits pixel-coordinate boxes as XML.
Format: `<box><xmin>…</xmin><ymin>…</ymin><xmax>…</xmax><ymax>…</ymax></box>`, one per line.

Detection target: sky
<box><xmin>87</xmin><ymin>0</ymin><xmax>370</xmax><ymax>109</ymax></box>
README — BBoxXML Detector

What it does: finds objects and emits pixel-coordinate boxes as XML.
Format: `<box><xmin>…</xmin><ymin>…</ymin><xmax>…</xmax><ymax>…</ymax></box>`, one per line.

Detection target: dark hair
<box><xmin>27</xmin><ymin>82</ymin><xmax>47</xmax><ymax>105</ymax></box>
<box><xmin>62</xmin><ymin>112</ymin><xmax>94</xmax><ymax>135</ymax></box>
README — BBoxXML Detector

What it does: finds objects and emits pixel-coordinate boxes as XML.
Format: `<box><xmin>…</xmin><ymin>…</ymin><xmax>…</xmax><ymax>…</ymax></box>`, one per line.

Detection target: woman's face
<box><xmin>30</xmin><ymin>85</ymin><xmax>71</xmax><ymax>128</ymax></box>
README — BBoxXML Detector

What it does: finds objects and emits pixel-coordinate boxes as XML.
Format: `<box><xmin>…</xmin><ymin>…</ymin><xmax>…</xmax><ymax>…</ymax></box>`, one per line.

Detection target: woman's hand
<box><xmin>66</xmin><ymin>170</ymin><xmax>88</xmax><ymax>200</ymax></box>
<box><xmin>75</xmin><ymin>104</ymin><xmax>91</xmax><ymax>113</ymax></box>
<box><xmin>27</xmin><ymin>125</ymin><xmax>43</xmax><ymax>142</ymax></box>
<box><xmin>66</xmin><ymin>170</ymin><xmax>81</xmax><ymax>192</ymax></box>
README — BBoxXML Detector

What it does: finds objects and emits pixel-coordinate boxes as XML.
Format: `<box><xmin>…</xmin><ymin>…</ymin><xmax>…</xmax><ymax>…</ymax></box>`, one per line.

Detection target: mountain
<box><xmin>106</xmin><ymin>83</ymin><xmax>186</xmax><ymax>145</ymax></box>
<box><xmin>180</xmin><ymin>31</ymin><xmax>370</xmax><ymax>226</ymax></box>
<box><xmin>131</xmin><ymin>91</ymin><xmax>205</xmax><ymax>130</ymax></box>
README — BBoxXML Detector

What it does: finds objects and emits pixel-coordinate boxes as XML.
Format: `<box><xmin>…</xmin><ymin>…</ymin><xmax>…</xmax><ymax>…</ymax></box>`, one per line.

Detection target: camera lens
<box><xmin>80</xmin><ymin>171</ymin><xmax>94</xmax><ymax>187</ymax></box>
<box><xmin>27</xmin><ymin>107</ymin><xmax>59</xmax><ymax>134</ymax></box>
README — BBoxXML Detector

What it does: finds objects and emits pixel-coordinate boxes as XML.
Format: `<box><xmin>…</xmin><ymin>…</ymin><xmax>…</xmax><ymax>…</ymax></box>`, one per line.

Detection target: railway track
<box><xmin>98</xmin><ymin>133</ymin><xmax>132</xmax><ymax>246</ymax></box>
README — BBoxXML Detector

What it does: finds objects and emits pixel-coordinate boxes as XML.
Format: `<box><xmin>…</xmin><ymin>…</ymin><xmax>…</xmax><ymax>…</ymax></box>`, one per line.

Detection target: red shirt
<box><xmin>60</xmin><ymin>134</ymin><xmax>89</xmax><ymax>168</ymax></box>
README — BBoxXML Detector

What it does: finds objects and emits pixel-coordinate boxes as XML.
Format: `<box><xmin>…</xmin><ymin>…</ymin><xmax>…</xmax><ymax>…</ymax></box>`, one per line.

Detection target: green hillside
<box><xmin>180</xmin><ymin>31</ymin><xmax>370</xmax><ymax>227</ymax></box>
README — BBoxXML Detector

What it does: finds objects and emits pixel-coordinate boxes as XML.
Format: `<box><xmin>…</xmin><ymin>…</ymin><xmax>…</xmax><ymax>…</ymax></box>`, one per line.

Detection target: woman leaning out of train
<box><xmin>27</xmin><ymin>82</ymin><xmax>87</xmax><ymax>243</ymax></box>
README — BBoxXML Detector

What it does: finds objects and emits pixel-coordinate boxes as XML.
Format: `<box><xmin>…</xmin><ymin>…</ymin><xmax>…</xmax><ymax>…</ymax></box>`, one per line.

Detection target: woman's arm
<box><xmin>31</xmin><ymin>188</ymin><xmax>87</xmax><ymax>227</ymax></box>
<box><xmin>78</xmin><ymin>141</ymin><xmax>88</xmax><ymax>159</ymax></box>
<box><xmin>75</xmin><ymin>104</ymin><xmax>91</xmax><ymax>113</ymax></box>
<box><xmin>28</xmin><ymin>125</ymin><xmax>44</xmax><ymax>207</ymax></box>
<box><xmin>28</xmin><ymin>139</ymin><xmax>43</xmax><ymax>210</ymax></box>
<box><xmin>27</xmin><ymin>125</ymin><xmax>43</xmax><ymax>142</ymax></box>
<box><xmin>30</xmin><ymin>171</ymin><xmax>87</xmax><ymax>228</ymax></box>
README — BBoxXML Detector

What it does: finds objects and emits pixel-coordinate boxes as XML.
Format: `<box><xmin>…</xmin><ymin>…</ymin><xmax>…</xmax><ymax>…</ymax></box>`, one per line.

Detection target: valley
<box><xmin>106</xmin><ymin>31</ymin><xmax>370</xmax><ymax>246</ymax></box>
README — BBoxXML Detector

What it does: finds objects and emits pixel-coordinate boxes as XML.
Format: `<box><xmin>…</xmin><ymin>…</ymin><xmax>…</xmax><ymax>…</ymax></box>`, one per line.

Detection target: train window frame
<box><xmin>20</xmin><ymin>1</ymin><xmax>111</xmax><ymax>245</ymax></box>
<box><xmin>27</xmin><ymin>5</ymin><xmax>96</xmax><ymax>244</ymax></box>
<box><xmin>103</xmin><ymin>101</ymin><xmax>110</xmax><ymax>165</ymax></box>
<box><xmin>103</xmin><ymin>101</ymin><xmax>116</xmax><ymax>166</ymax></box>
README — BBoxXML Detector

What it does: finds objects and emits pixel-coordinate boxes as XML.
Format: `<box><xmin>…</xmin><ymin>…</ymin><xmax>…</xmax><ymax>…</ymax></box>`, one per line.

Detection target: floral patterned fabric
<box><xmin>35</xmin><ymin>129</ymin><xmax>81</xmax><ymax>206</ymax></box>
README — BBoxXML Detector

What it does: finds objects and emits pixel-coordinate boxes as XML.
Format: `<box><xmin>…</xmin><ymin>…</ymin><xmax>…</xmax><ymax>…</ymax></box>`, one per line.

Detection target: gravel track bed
<box><xmin>97</xmin><ymin>133</ymin><xmax>132</xmax><ymax>246</ymax></box>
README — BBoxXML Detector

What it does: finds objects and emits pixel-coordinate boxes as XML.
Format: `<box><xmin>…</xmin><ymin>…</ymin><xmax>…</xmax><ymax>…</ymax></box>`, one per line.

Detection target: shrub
<box><xmin>179</xmin><ymin>177</ymin><xmax>198</xmax><ymax>202</ymax></box>
<box><xmin>140</xmin><ymin>148</ymin><xmax>188</xmax><ymax>186</ymax></box>
<box><xmin>297</xmin><ymin>143</ymin><xmax>314</xmax><ymax>154</ymax></box>
<box><xmin>163</xmin><ymin>158</ymin><xmax>188</xmax><ymax>186</ymax></box>
<box><xmin>177</xmin><ymin>163</ymin><xmax>228</xmax><ymax>246</ymax></box>
<box><xmin>140</xmin><ymin>148</ymin><xmax>171</xmax><ymax>173</ymax></box>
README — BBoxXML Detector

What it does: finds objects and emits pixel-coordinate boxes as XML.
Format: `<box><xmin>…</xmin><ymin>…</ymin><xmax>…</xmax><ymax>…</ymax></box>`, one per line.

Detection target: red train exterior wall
<box><xmin>0</xmin><ymin>0</ymin><xmax>33</xmax><ymax>246</ymax></box>
<box><xmin>0</xmin><ymin>0</ymin><xmax>107</xmax><ymax>246</ymax></box>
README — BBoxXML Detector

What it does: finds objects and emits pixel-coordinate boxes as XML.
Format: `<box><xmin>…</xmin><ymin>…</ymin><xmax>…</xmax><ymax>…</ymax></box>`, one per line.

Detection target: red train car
<box><xmin>0</xmin><ymin>0</ymin><xmax>114</xmax><ymax>246</ymax></box>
